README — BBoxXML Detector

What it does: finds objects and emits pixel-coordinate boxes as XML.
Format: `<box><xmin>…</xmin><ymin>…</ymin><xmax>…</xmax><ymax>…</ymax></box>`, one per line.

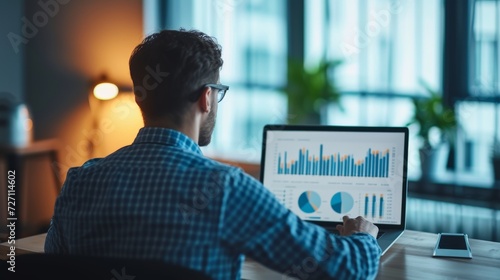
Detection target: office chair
<box><xmin>1</xmin><ymin>253</ymin><xmax>213</xmax><ymax>280</ymax></box>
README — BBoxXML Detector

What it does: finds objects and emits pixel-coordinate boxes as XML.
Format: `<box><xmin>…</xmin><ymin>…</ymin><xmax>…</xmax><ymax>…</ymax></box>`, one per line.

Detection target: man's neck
<box><xmin>144</xmin><ymin>117</ymin><xmax>200</xmax><ymax>145</ymax></box>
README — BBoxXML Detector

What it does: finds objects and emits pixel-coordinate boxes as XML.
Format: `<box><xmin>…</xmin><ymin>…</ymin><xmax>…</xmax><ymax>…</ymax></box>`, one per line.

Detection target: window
<box><xmin>148</xmin><ymin>0</ymin><xmax>500</xmax><ymax>188</ymax></box>
<box><xmin>452</xmin><ymin>0</ymin><xmax>500</xmax><ymax>187</ymax></box>
<box><xmin>472</xmin><ymin>0</ymin><xmax>500</xmax><ymax>95</ymax></box>
<box><xmin>305</xmin><ymin>0</ymin><xmax>443</xmax><ymax>181</ymax></box>
<box><xmin>306</xmin><ymin>0</ymin><xmax>442</xmax><ymax>93</ymax></box>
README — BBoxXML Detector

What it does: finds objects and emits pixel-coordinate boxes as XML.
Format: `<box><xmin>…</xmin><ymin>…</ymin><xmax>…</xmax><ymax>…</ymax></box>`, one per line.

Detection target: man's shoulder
<box><xmin>64</xmin><ymin>146</ymin><xmax>251</xmax><ymax>183</ymax></box>
<box><xmin>199</xmin><ymin>157</ymin><xmax>244</xmax><ymax>175</ymax></box>
<box><xmin>195</xmin><ymin>157</ymin><xmax>262</xmax><ymax>185</ymax></box>
<box><xmin>64</xmin><ymin>158</ymin><xmax>102</xmax><ymax>175</ymax></box>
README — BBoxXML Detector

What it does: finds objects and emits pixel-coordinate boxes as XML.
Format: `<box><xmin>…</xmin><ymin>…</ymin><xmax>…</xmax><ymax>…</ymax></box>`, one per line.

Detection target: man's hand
<box><xmin>335</xmin><ymin>215</ymin><xmax>379</xmax><ymax>239</ymax></box>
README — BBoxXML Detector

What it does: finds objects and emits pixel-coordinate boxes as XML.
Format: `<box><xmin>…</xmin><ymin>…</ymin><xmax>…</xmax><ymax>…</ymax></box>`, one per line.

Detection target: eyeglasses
<box><xmin>205</xmin><ymin>83</ymin><xmax>229</xmax><ymax>103</ymax></box>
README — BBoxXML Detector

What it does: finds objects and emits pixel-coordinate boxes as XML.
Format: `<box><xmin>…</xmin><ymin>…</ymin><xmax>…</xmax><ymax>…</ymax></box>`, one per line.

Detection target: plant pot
<box><xmin>419</xmin><ymin>147</ymin><xmax>438</xmax><ymax>183</ymax></box>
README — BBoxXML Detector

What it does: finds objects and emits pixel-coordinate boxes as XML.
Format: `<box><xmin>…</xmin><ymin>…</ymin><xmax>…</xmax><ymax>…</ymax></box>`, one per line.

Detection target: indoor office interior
<box><xmin>0</xmin><ymin>0</ymin><xmax>499</xmax><ymax>243</ymax></box>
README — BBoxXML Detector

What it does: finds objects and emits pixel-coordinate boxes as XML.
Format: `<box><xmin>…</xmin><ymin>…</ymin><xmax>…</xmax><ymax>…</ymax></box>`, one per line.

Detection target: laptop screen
<box><xmin>260</xmin><ymin>125</ymin><xmax>408</xmax><ymax>227</ymax></box>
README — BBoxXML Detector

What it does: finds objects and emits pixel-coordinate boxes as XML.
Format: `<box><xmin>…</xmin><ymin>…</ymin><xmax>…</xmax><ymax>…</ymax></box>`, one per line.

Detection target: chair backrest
<box><xmin>2</xmin><ymin>253</ymin><xmax>213</xmax><ymax>280</ymax></box>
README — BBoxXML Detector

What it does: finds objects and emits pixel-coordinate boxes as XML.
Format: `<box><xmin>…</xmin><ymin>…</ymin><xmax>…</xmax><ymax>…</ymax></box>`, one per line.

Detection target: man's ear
<box><xmin>197</xmin><ymin>86</ymin><xmax>212</xmax><ymax>113</ymax></box>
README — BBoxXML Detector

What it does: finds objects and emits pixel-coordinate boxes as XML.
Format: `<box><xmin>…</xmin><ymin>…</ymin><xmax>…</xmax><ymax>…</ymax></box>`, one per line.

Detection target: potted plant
<box><xmin>283</xmin><ymin>59</ymin><xmax>342</xmax><ymax>124</ymax></box>
<box><xmin>407</xmin><ymin>81</ymin><xmax>457</xmax><ymax>182</ymax></box>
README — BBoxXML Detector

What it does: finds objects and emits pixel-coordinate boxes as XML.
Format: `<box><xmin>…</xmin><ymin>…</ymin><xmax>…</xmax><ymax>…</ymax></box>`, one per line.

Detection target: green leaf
<box><xmin>407</xmin><ymin>80</ymin><xmax>457</xmax><ymax>146</ymax></box>
<box><xmin>283</xmin><ymin>58</ymin><xmax>343</xmax><ymax>124</ymax></box>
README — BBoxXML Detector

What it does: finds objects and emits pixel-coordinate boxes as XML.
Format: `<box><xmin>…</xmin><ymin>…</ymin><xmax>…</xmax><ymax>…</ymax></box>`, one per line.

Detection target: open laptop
<box><xmin>260</xmin><ymin>124</ymin><xmax>409</xmax><ymax>255</ymax></box>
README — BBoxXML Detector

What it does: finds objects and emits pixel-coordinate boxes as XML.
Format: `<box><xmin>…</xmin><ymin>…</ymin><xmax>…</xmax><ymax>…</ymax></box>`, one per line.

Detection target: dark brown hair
<box><xmin>129</xmin><ymin>29</ymin><xmax>223</xmax><ymax>124</ymax></box>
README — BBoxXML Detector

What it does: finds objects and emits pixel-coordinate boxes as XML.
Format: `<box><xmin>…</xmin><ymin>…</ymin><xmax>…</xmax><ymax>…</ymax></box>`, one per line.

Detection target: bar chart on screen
<box><xmin>275</xmin><ymin>144</ymin><xmax>395</xmax><ymax>178</ymax></box>
<box><xmin>363</xmin><ymin>192</ymin><xmax>393</xmax><ymax>220</ymax></box>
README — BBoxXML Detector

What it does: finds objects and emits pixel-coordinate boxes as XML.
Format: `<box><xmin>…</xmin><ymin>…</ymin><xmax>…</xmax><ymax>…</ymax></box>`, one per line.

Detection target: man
<box><xmin>45</xmin><ymin>29</ymin><xmax>381</xmax><ymax>280</ymax></box>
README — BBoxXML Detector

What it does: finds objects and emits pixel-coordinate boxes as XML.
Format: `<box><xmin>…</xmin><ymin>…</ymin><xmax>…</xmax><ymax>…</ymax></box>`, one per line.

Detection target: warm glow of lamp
<box><xmin>93</xmin><ymin>82</ymin><xmax>119</xmax><ymax>100</ymax></box>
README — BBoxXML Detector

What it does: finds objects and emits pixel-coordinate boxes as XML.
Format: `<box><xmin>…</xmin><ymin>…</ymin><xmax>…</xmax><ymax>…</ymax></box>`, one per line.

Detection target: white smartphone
<box><xmin>432</xmin><ymin>233</ymin><xmax>472</xmax><ymax>258</ymax></box>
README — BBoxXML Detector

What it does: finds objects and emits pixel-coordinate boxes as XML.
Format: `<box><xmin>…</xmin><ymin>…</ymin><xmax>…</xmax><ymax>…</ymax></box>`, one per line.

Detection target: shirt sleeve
<box><xmin>219</xmin><ymin>168</ymin><xmax>381</xmax><ymax>280</ymax></box>
<box><xmin>44</xmin><ymin>171</ymin><xmax>73</xmax><ymax>254</ymax></box>
<box><xmin>45</xmin><ymin>217</ymin><xmax>67</xmax><ymax>254</ymax></box>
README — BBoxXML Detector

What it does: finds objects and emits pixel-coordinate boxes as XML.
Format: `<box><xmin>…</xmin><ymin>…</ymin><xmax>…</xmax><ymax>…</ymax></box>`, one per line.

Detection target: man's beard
<box><xmin>198</xmin><ymin>109</ymin><xmax>216</xmax><ymax>146</ymax></box>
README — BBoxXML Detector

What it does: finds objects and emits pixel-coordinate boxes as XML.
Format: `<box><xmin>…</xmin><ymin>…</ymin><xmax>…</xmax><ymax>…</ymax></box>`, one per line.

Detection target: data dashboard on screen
<box><xmin>261</xmin><ymin>129</ymin><xmax>407</xmax><ymax>225</ymax></box>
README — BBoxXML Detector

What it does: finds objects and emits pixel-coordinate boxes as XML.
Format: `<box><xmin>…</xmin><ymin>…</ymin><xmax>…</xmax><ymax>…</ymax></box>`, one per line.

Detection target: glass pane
<box><xmin>191</xmin><ymin>0</ymin><xmax>287</xmax><ymax>87</ymax></box>
<box><xmin>472</xmin><ymin>0</ymin><xmax>500</xmax><ymax>95</ymax></box>
<box><xmin>306</xmin><ymin>0</ymin><xmax>443</xmax><ymax>182</ymax></box>
<box><xmin>453</xmin><ymin>101</ymin><xmax>499</xmax><ymax>187</ymax></box>
<box><xmin>306</xmin><ymin>0</ymin><xmax>443</xmax><ymax>94</ymax></box>
<box><xmin>456</xmin><ymin>0</ymin><xmax>500</xmax><ymax>187</ymax></box>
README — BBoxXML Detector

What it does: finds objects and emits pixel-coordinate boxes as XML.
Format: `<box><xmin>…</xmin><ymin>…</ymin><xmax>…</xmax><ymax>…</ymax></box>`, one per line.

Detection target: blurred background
<box><xmin>0</xmin><ymin>0</ymin><xmax>499</xmax><ymax>242</ymax></box>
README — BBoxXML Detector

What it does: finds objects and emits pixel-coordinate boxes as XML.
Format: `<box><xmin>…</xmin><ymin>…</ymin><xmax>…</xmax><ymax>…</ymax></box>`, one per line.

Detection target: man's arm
<box><xmin>336</xmin><ymin>215</ymin><xmax>379</xmax><ymax>238</ymax></box>
<box><xmin>44</xmin><ymin>173</ymin><xmax>73</xmax><ymax>254</ymax></box>
<box><xmin>44</xmin><ymin>218</ymin><xmax>67</xmax><ymax>254</ymax></box>
<box><xmin>219</xmin><ymin>169</ymin><xmax>381</xmax><ymax>280</ymax></box>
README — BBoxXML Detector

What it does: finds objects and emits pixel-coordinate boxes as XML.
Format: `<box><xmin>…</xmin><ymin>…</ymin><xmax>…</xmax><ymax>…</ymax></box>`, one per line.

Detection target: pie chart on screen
<box><xmin>330</xmin><ymin>192</ymin><xmax>354</xmax><ymax>214</ymax></box>
<box><xmin>298</xmin><ymin>191</ymin><xmax>321</xmax><ymax>213</ymax></box>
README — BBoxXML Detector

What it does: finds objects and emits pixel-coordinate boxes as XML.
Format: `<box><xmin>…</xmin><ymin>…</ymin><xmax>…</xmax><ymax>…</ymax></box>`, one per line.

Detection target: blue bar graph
<box><xmin>364</xmin><ymin>193</ymin><xmax>384</xmax><ymax>219</ymax></box>
<box><xmin>372</xmin><ymin>194</ymin><xmax>376</xmax><ymax>218</ymax></box>
<box><xmin>364</xmin><ymin>194</ymin><xmax>369</xmax><ymax>216</ymax></box>
<box><xmin>379</xmin><ymin>194</ymin><xmax>384</xmax><ymax>218</ymax></box>
<box><xmin>277</xmin><ymin>145</ymin><xmax>390</xmax><ymax>178</ymax></box>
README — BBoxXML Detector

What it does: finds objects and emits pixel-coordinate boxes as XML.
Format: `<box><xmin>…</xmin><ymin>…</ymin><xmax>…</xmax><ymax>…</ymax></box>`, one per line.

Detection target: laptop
<box><xmin>260</xmin><ymin>124</ymin><xmax>409</xmax><ymax>255</ymax></box>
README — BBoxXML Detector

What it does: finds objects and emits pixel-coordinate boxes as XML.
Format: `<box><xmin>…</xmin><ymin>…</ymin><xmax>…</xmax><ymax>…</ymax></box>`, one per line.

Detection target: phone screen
<box><xmin>438</xmin><ymin>235</ymin><xmax>467</xmax><ymax>250</ymax></box>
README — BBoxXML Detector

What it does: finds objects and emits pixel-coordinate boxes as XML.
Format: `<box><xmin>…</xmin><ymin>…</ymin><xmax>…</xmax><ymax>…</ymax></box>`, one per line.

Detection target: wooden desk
<box><xmin>242</xmin><ymin>230</ymin><xmax>500</xmax><ymax>279</ymax></box>
<box><xmin>0</xmin><ymin>233</ymin><xmax>45</xmax><ymax>258</ymax></box>
<box><xmin>2</xmin><ymin>231</ymin><xmax>500</xmax><ymax>279</ymax></box>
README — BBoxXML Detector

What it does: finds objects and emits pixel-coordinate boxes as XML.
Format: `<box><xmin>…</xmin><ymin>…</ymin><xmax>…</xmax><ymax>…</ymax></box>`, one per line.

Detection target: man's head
<box><xmin>129</xmin><ymin>29</ymin><xmax>224</xmax><ymax>145</ymax></box>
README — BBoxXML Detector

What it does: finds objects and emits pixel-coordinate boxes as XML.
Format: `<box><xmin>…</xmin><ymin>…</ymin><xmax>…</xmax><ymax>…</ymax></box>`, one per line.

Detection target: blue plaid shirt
<box><xmin>45</xmin><ymin>127</ymin><xmax>381</xmax><ymax>279</ymax></box>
